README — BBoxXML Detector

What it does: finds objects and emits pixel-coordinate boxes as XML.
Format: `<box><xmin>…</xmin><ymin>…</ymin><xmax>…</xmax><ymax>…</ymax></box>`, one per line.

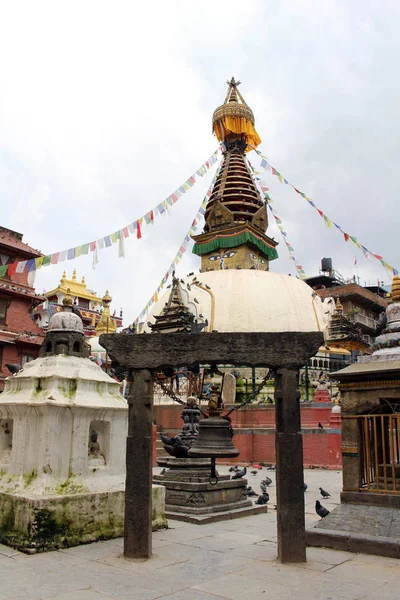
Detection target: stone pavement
<box><xmin>1</xmin><ymin>468</ymin><xmax>399</xmax><ymax>600</ymax></box>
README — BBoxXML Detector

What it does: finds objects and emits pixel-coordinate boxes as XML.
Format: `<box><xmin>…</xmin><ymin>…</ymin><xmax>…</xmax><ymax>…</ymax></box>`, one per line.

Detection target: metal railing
<box><xmin>351</xmin><ymin>414</ymin><xmax>400</xmax><ymax>494</ymax></box>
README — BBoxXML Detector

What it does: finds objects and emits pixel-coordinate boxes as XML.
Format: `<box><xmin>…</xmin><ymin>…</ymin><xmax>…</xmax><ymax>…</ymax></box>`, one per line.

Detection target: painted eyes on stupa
<box><xmin>250</xmin><ymin>253</ymin><xmax>265</xmax><ymax>264</ymax></box>
<box><xmin>208</xmin><ymin>251</ymin><xmax>237</xmax><ymax>261</ymax></box>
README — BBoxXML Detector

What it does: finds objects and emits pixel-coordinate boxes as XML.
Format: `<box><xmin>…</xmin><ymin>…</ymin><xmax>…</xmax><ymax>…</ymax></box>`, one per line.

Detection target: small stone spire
<box><xmin>72</xmin><ymin>269</ymin><xmax>77</xmax><ymax>282</ymax></box>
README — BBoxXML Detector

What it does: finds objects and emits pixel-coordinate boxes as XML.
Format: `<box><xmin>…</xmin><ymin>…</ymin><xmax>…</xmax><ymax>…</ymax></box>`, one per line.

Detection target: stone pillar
<box><xmin>124</xmin><ymin>369</ymin><xmax>153</xmax><ymax>559</ymax></box>
<box><xmin>275</xmin><ymin>368</ymin><xmax>306</xmax><ymax>563</ymax></box>
<box><xmin>341</xmin><ymin>411</ymin><xmax>361</xmax><ymax>493</ymax></box>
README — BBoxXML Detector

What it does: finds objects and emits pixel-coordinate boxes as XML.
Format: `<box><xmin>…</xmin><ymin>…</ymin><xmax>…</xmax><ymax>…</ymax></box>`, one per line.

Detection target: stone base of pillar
<box><xmin>153</xmin><ymin>457</ymin><xmax>268</xmax><ymax>523</ymax></box>
<box><xmin>0</xmin><ymin>486</ymin><xmax>167</xmax><ymax>553</ymax></box>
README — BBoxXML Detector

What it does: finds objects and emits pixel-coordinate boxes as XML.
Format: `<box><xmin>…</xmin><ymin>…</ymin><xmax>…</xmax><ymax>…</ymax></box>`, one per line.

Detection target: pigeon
<box><xmin>205</xmin><ymin>284</ymin><xmax>211</xmax><ymax>290</ymax></box>
<box><xmin>5</xmin><ymin>363</ymin><xmax>22</xmax><ymax>375</ymax></box>
<box><xmin>319</xmin><ymin>487</ymin><xmax>331</xmax><ymax>498</ymax></box>
<box><xmin>245</xmin><ymin>486</ymin><xmax>258</xmax><ymax>497</ymax></box>
<box><xmin>193</xmin><ymin>298</ymin><xmax>199</xmax><ymax>304</ymax></box>
<box><xmin>180</xmin><ymin>279</ymin><xmax>185</xmax><ymax>284</ymax></box>
<box><xmin>160</xmin><ymin>468</ymin><xmax>167</xmax><ymax>475</ymax></box>
<box><xmin>267</xmin><ymin>465</ymin><xmax>276</xmax><ymax>471</ymax></box>
<box><xmin>187</xmin><ymin>284</ymin><xmax>192</xmax><ymax>291</ymax></box>
<box><xmin>260</xmin><ymin>482</ymin><xmax>267</xmax><ymax>493</ymax></box>
<box><xmin>255</xmin><ymin>492</ymin><xmax>269</xmax><ymax>505</ymax></box>
<box><xmin>229</xmin><ymin>465</ymin><xmax>240</xmax><ymax>472</ymax></box>
<box><xmin>318</xmin><ymin>422</ymin><xmax>324</xmax><ymax>429</ymax></box>
<box><xmin>303</xmin><ymin>483</ymin><xmax>308</xmax><ymax>492</ymax></box>
<box><xmin>231</xmin><ymin>467</ymin><xmax>247</xmax><ymax>479</ymax></box>
<box><xmin>187</xmin><ymin>272</ymin><xmax>194</xmax><ymax>277</ymax></box>
<box><xmin>161</xmin><ymin>433</ymin><xmax>173</xmax><ymax>446</ymax></box>
<box><xmin>315</xmin><ymin>500</ymin><xmax>330</xmax><ymax>519</ymax></box>
<box><xmin>251</xmin><ymin>470</ymin><xmax>258</xmax><ymax>476</ymax></box>
<box><xmin>262</xmin><ymin>477</ymin><xmax>272</xmax><ymax>486</ymax></box>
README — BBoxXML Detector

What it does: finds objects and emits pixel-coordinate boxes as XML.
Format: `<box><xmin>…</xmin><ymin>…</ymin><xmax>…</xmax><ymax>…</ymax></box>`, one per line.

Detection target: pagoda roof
<box><xmin>46</xmin><ymin>270</ymin><xmax>102</xmax><ymax>303</ymax></box>
<box><xmin>0</xmin><ymin>226</ymin><xmax>42</xmax><ymax>260</ymax></box>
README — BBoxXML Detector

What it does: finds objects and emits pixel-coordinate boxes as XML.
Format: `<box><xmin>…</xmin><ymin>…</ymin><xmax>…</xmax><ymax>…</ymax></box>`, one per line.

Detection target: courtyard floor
<box><xmin>1</xmin><ymin>468</ymin><xmax>399</xmax><ymax>600</ymax></box>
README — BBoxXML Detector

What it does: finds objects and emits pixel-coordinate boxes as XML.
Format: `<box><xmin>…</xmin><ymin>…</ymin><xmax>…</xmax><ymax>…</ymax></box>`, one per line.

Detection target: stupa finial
<box><xmin>391</xmin><ymin>275</ymin><xmax>400</xmax><ymax>303</ymax></box>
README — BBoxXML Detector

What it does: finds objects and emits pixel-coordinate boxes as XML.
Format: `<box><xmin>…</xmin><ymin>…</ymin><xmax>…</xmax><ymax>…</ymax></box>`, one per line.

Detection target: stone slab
<box><xmin>306</xmin><ymin>502</ymin><xmax>400</xmax><ymax>558</ymax></box>
<box><xmin>165</xmin><ymin>503</ymin><xmax>268</xmax><ymax>524</ymax></box>
<box><xmin>0</xmin><ymin>485</ymin><xmax>167</xmax><ymax>553</ymax></box>
<box><xmin>101</xmin><ymin>331</ymin><xmax>323</xmax><ymax>370</ymax></box>
<box><xmin>312</xmin><ymin>503</ymin><xmax>400</xmax><ymax>538</ymax></box>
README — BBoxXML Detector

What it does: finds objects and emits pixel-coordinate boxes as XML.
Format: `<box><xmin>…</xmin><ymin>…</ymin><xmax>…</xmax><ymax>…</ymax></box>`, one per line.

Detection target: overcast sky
<box><xmin>1</xmin><ymin>1</ymin><xmax>399</xmax><ymax>325</ymax></box>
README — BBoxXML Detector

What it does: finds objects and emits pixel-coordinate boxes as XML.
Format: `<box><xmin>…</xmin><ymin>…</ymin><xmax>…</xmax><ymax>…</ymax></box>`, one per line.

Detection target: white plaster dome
<box><xmin>143</xmin><ymin>270</ymin><xmax>329</xmax><ymax>334</ymax></box>
<box><xmin>48</xmin><ymin>311</ymin><xmax>83</xmax><ymax>333</ymax></box>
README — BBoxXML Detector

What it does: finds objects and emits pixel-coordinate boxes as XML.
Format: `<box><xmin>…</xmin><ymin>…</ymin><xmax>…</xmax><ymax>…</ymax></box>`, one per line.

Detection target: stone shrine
<box><xmin>307</xmin><ymin>275</ymin><xmax>400</xmax><ymax>558</ymax></box>
<box><xmin>0</xmin><ymin>291</ymin><xmax>166</xmax><ymax>552</ymax></box>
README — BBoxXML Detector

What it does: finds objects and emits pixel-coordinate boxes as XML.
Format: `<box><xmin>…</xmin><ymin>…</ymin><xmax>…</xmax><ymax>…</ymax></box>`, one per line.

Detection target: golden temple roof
<box><xmin>46</xmin><ymin>269</ymin><xmax>102</xmax><ymax>303</ymax></box>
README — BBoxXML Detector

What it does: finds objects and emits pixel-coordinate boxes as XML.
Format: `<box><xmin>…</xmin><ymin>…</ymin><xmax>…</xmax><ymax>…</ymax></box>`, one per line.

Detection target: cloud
<box><xmin>0</xmin><ymin>0</ymin><xmax>399</xmax><ymax>324</ymax></box>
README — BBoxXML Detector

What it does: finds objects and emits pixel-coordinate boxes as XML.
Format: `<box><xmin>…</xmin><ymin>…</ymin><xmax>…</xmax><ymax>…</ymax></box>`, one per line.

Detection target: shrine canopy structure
<box><xmin>101</xmin><ymin>330</ymin><xmax>323</xmax><ymax>564</ymax></box>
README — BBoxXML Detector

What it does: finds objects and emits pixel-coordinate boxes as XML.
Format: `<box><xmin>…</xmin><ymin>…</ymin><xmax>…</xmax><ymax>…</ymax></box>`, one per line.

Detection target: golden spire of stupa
<box><xmin>192</xmin><ymin>78</ymin><xmax>278</xmax><ymax>271</ymax></box>
<box><xmin>391</xmin><ymin>275</ymin><xmax>400</xmax><ymax>302</ymax></box>
<box><xmin>212</xmin><ymin>76</ymin><xmax>261</xmax><ymax>152</ymax></box>
<box><xmin>95</xmin><ymin>290</ymin><xmax>117</xmax><ymax>335</ymax></box>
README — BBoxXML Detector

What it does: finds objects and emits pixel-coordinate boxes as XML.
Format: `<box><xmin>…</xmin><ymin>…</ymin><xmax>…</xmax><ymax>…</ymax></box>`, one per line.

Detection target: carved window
<box><xmin>0</xmin><ymin>299</ymin><xmax>7</xmax><ymax>324</ymax></box>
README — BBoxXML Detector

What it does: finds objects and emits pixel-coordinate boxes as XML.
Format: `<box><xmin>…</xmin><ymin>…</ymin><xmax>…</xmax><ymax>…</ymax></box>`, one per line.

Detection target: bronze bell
<box><xmin>188</xmin><ymin>415</ymin><xmax>239</xmax><ymax>459</ymax></box>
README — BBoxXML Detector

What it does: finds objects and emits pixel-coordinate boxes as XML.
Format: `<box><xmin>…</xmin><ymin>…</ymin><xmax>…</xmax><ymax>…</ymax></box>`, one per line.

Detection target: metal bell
<box><xmin>188</xmin><ymin>416</ymin><xmax>239</xmax><ymax>459</ymax></box>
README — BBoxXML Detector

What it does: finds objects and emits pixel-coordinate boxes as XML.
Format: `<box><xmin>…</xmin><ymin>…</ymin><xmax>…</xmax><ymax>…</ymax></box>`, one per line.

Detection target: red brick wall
<box><xmin>154</xmin><ymin>403</ymin><xmax>342</xmax><ymax>469</ymax></box>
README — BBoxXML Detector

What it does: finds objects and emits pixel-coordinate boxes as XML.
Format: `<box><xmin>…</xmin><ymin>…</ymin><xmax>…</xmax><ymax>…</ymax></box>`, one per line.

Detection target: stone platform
<box><xmin>0</xmin><ymin>485</ymin><xmax>167</xmax><ymax>553</ymax></box>
<box><xmin>306</xmin><ymin>503</ymin><xmax>400</xmax><ymax>558</ymax></box>
<box><xmin>154</xmin><ymin>457</ymin><xmax>268</xmax><ymax>523</ymax></box>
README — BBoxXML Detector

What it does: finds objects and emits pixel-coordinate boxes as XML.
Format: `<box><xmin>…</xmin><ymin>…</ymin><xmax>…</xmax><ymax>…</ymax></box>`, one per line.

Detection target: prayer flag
<box><xmin>137</xmin><ymin>221</ymin><xmax>142</xmax><ymax>239</ymax></box>
<box><xmin>104</xmin><ymin>236</ymin><xmax>112</xmax><ymax>248</ymax></box>
<box><xmin>16</xmin><ymin>261</ymin><xmax>26</xmax><ymax>273</ymax></box>
<box><xmin>51</xmin><ymin>252</ymin><xmax>60</xmax><ymax>264</ymax></box>
<box><xmin>67</xmin><ymin>248</ymin><xmax>75</xmax><ymax>260</ymax></box>
<box><xmin>82</xmin><ymin>244</ymin><xmax>89</xmax><ymax>255</ymax></box>
<box><xmin>59</xmin><ymin>250</ymin><xmax>67</xmax><ymax>262</ymax></box>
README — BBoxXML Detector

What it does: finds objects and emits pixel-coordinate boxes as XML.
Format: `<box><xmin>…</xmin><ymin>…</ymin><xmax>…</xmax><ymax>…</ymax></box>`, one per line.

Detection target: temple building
<box><xmin>33</xmin><ymin>269</ymin><xmax>123</xmax><ymax>337</ymax></box>
<box><xmin>0</xmin><ymin>227</ymin><xmax>45</xmax><ymax>391</ymax></box>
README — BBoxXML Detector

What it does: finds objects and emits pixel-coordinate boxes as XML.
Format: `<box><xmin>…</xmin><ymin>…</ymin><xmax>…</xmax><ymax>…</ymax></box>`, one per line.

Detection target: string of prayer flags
<box><xmin>134</xmin><ymin>163</ymin><xmax>222</xmax><ymax>324</ymax></box>
<box><xmin>267</xmin><ymin>203</ymin><xmax>307</xmax><ymax>279</ymax></box>
<box><xmin>2</xmin><ymin>149</ymin><xmax>219</xmax><ymax>277</ymax></box>
<box><xmin>255</xmin><ymin>149</ymin><xmax>398</xmax><ymax>277</ymax></box>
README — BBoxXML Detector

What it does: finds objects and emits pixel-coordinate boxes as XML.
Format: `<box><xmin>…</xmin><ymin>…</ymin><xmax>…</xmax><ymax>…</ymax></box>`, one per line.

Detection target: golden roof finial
<box><xmin>63</xmin><ymin>288</ymin><xmax>73</xmax><ymax>308</ymax></box>
<box><xmin>335</xmin><ymin>298</ymin><xmax>343</xmax><ymax>312</ymax></box>
<box><xmin>81</xmin><ymin>276</ymin><xmax>85</xmax><ymax>285</ymax></box>
<box><xmin>72</xmin><ymin>269</ymin><xmax>77</xmax><ymax>281</ymax></box>
<box><xmin>391</xmin><ymin>275</ymin><xmax>400</xmax><ymax>302</ymax></box>
<box><xmin>61</xmin><ymin>270</ymin><xmax>66</xmax><ymax>283</ymax></box>
<box><xmin>95</xmin><ymin>290</ymin><xmax>116</xmax><ymax>335</ymax></box>
<box><xmin>212</xmin><ymin>77</ymin><xmax>261</xmax><ymax>152</ymax></box>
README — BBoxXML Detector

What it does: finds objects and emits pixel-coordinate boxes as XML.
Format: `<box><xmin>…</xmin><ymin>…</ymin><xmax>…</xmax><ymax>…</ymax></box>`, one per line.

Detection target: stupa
<box><xmin>0</xmin><ymin>290</ymin><xmax>166</xmax><ymax>552</ymax></box>
<box><xmin>148</xmin><ymin>78</ymin><xmax>330</xmax><ymax>522</ymax></box>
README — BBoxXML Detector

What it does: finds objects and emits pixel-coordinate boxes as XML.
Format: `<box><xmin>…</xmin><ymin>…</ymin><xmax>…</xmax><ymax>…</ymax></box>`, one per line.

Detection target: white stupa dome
<box><xmin>48</xmin><ymin>311</ymin><xmax>83</xmax><ymax>333</ymax></box>
<box><xmin>143</xmin><ymin>270</ymin><xmax>328</xmax><ymax>334</ymax></box>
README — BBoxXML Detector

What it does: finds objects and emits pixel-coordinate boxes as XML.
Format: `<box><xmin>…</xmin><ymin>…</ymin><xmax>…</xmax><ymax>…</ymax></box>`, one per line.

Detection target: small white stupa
<box><xmin>0</xmin><ymin>290</ymin><xmax>166</xmax><ymax>551</ymax></box>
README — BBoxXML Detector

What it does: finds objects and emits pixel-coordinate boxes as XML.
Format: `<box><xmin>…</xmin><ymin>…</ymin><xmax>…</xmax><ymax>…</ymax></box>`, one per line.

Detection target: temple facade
<box><xmin>33</xmin><ymin>269</ymin><xmax>123</xmax><ymax>337</ymax></box>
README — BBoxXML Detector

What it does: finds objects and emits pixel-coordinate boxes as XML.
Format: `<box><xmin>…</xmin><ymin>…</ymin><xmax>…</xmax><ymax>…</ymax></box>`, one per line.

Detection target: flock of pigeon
<box><xmin>229</xmin><ymin>464</ymin><xmax>332</xmax><ymax>519</ymax></box>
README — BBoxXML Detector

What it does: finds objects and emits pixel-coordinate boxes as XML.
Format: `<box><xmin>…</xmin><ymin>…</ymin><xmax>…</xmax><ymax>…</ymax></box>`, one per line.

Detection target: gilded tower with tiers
<box><xmin>192</xmin><ymin>78</ymin><xmax>278</xmax><ymax>272</ymax></box>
